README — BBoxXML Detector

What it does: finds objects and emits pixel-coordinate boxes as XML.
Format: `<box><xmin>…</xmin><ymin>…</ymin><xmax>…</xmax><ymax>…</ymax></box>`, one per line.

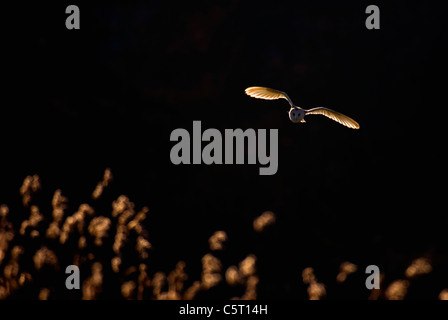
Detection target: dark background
<box><xmin>1</xmin><ymin>0</ymin><xmax>447</xmax><ymax>298</ymax></box>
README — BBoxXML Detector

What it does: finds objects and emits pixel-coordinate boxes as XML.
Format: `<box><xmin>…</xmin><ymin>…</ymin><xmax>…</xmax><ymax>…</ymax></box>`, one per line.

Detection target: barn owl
<box><xmin>245</xmin><ymin>86</ymin><xmax>360</xmax><ymax>129</ymax></box>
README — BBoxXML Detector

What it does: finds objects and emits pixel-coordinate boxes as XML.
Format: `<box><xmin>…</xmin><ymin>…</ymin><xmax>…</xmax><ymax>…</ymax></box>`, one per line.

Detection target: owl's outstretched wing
<box><xmin>245</xmin><ymin>87</ymin><xmax>294</xmax><ymax>107</ymax></box>
<box><xmin>305</xmin><ymin>107</ymin><xmax>360</xmax><ymax>129</ymax></box>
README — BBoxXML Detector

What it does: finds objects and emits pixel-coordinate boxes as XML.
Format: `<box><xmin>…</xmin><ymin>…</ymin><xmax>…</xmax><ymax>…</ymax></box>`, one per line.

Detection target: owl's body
<box><xmin>245</xmin><ymin>86</ymin><xmax>360</xmax><ymax>129</ymax></box>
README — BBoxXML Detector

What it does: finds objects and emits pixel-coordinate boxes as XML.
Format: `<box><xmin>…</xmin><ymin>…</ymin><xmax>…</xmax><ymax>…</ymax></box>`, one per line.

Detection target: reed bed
<box><xmin>0</xmin><ymin>170</ymin><xmax>446</xmax><ymax>300</ymax></box>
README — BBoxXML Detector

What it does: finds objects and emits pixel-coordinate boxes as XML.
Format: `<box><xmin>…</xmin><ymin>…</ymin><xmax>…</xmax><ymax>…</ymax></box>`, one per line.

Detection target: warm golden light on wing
<box><xmin>245</xmin><ymin>86</ymin><xmax>294</xmax><ymax>107</ymax></box>
<box><xmin>305</xmin><ymin>107</ymin><xmax>360</xmax><ymax>129</ymax></box>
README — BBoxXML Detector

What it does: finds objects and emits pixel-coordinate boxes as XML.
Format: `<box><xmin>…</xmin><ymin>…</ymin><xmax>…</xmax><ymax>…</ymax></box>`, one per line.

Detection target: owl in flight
<box><xmin>245</xmin><ymin>86</ymin><xmax>360</xmax><ymax>129</ymax></box>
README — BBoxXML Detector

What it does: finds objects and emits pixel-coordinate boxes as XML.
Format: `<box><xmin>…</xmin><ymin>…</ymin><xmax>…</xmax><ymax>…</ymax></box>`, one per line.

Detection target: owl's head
<box><xmin>288</xmin><ymin>108</ymin><xmax>304</xmax><ymax>123</ymax></box>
